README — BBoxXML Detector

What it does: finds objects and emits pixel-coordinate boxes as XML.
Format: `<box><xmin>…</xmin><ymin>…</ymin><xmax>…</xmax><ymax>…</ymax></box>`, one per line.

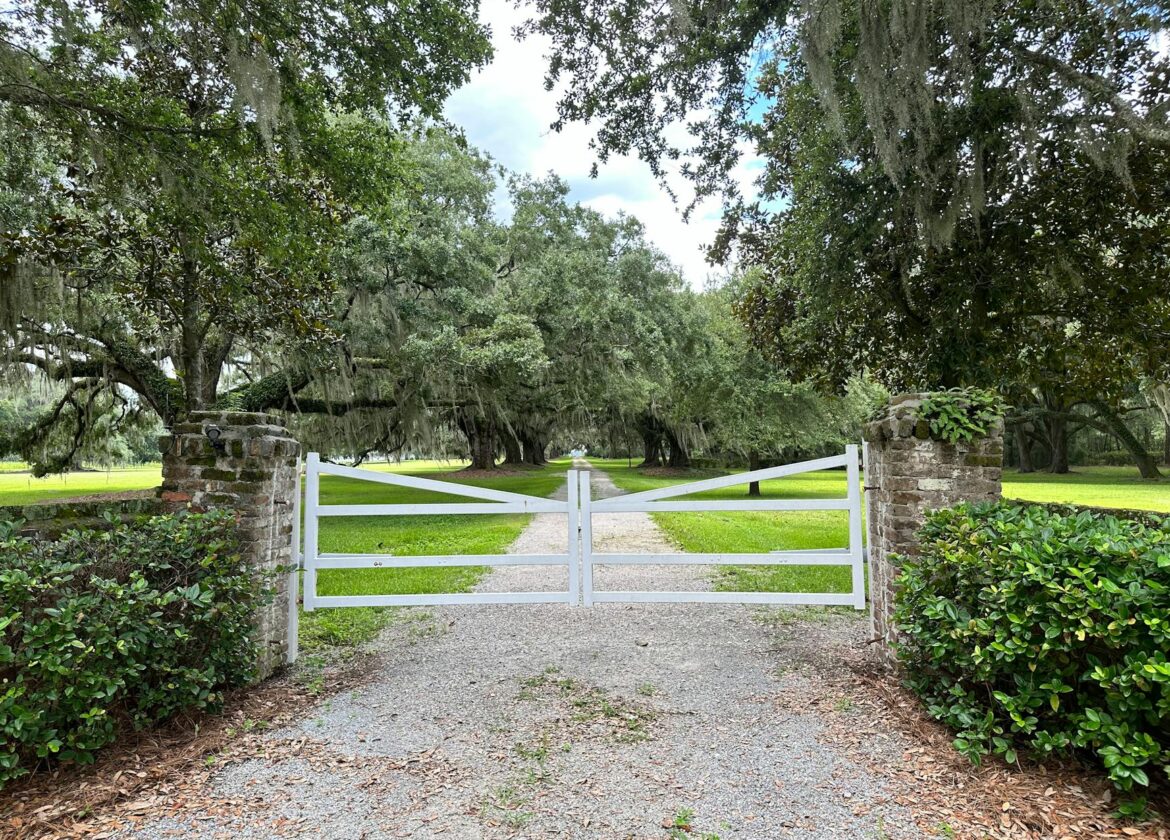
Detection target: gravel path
<box><xmin>116</xmin><ymin>465</ymin><xmax>919</xmax><ymax>840</ymax></box>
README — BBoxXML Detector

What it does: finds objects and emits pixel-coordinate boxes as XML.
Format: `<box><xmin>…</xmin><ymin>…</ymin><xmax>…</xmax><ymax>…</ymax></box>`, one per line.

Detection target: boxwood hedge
<box><xmin>895</xmin><ymin>501</ymin><xmax>1170</xmax><ymax>795</ymax></box>
<box><xmin>0</xmin><ymin>509</ymin><xmax>266</xmax><ymax>787</ymax></box>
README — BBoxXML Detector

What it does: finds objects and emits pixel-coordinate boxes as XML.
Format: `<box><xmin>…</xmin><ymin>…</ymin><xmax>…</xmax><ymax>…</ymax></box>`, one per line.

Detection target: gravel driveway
<box><xmin>116</xmin><ymin>465</ymin><xmax>918</xmax><ymax>840</ymax></box>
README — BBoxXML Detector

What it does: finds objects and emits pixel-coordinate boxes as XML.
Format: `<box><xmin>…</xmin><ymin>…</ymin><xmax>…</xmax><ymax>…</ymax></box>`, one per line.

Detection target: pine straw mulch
<box><xmin>0</xmin><ymin>652</ymin><xmax>383</xmax><ymax>840</ymax></box>
<box><xmin>781</xmin><ymin>635</ymin><xmax>1170</xmax><ymax>840</ymax></box>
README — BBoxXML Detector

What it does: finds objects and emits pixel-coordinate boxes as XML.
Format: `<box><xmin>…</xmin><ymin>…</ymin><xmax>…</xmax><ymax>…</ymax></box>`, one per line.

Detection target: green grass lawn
<box><xmin>0</xmin><ymin>458</ymin><xmax>477</xmax><ymax>507</ymax></box>
<box><xmin>1003</xmin><ymin>466</ymin><xmax>1169</xmax><ymax>512</ymax></box>
<box><xmin>0</xmin><ymin>464</ymin><xmax>163</xmax><ymax>505</ymax></box>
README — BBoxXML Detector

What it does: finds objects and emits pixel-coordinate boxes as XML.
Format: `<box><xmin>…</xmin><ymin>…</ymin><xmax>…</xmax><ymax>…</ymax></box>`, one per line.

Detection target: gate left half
<box><xmin>296</xmin><ymin>455</ymin><xmax>580</xmax><ymax>620</ymax></box>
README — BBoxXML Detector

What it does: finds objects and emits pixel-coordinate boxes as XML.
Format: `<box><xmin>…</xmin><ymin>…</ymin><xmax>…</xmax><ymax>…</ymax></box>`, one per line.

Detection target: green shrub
<box><xmin>0</xmin><ymin>509</ymin><xmax>267</xmax><ymax>787</ymax></box>
<box><xmin>895</xmin><ymin>501</ymin><xmax>1170</xmax><ymax>794</ymax></box>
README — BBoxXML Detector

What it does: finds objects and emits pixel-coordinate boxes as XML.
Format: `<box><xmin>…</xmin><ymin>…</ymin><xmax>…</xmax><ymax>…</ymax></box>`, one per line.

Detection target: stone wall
<box><xmin>864</xmin><ymin>394</ymin><xmax>1003</xmax><ymax>656</ymax></box>
<box><xmin>0</xmin><ymin>495</ymin><xmax>164</xmax><ymax>538</ymax></box>
<box><xmin>160</xmin><ymin>411</ymin><xmax>300</xmax><ymax>678</ymax></box>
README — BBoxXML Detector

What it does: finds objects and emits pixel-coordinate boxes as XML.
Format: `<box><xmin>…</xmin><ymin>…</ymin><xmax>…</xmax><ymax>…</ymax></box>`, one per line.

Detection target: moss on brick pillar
<box><xmin>159</xmin><ymin>410</ymin><xmax>300</xmax><ymax>679</ymax></box>
<box><xmin>863</xmin><ymin>393</ymin><xmax>1004</xmax><ymax>659</ymax></box>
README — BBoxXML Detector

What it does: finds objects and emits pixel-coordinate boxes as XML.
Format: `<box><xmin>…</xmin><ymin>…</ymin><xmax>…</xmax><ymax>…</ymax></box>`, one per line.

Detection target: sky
<box><xmin>443</xmin><ymin>0</ymin><xmax>763</xmax><ymax>289</ymax></box>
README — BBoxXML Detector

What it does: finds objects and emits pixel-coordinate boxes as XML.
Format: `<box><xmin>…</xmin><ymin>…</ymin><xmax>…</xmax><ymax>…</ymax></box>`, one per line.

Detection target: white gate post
<box><xmin>579</xmin><ymin>469</ymin><xmax>593</xmax><ymax>607</ymax></box>
<box><xmin>862</xmin><ymin>441</ymin><xmax>876</xmax><ymax>624</ymax></box>
<box><xmin>846</xmin><ymin>444</ymin><xmax>865</xmax><ymax>610</ymax></box>
<box><xmin>287</xmin><ymin>453</ymin><xmax>302</xmax><ymax>663</ymax></box>
<box><xmin>567</xmin><ymin>469</ymin><xmax>580</xmax><ymax>606</ymax></box>
<box><xmin>303</xmin><ymin>452</ymin><xmax>320</xmax><ymax>612</ymax></box>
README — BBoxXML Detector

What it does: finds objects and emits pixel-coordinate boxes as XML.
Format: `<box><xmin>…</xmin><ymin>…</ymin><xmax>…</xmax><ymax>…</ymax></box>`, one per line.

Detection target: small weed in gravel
<box><xmin>481</xmin><ymin>782</ymin><xmax>536</xmax><ymax>829</ymax></box>
<box><xmin>300</xmin><ymin>606</ymin><xmax>442</xmax><ymax>653</ymax></box>
<box><xmin>517</xmin><ymin>670</ymin><xmax>658</xmax><ymax>744</ymax></box>
<box><xmin>666</xmin><ymin>806</ymin><xmax>722</xmax><ymax>839</ymax></box>
<box><xmin>752</xmin><ymin>606</ymin><xmax>851</xmax><ymax>627</ymax></box>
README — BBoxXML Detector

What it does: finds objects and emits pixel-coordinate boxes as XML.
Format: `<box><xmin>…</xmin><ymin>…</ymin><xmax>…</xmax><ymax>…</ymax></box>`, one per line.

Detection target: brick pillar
<box><xmin>864</xmin><ymin>394</ymin><xmax>1003</xmax><ymax>657</ymax></box>
<box><xmin>160</xmin><ymin>411</ymin><xmax>300</xmax><ymax>679</ymax></box>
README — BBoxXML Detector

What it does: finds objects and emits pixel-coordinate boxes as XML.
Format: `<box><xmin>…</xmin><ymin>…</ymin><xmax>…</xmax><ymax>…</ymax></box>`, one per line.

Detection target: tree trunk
<box><xmin>516</xmin><ymin>427</ymin><xmax>548</xmax><ymax>466</ymax></box>
<box><xmin>1043</xmin><ymin>414</ymin><xmax>1070</xmax><ymax>474</ymax></box>
<box><xmin>1164</xmin><ymin>419</ymin><xmax>1169</xmax><ymax>467</ymax></box>
<box><xmin>526</xmin><ymin>436</ymin><xmax>547</xmax><ymax>466</ymax></box>
<box><xmin>201</xmin><ymin>334</ymin><xmax>233</xmax><ymax>406</ymax></box>
<box><xmin>503</xmin><ymin>432</ymin><xmax>523</xmax><ymax>466</ymax></box>
<box><xmin>1092</xmin><ymin>402</ymin><xmax>1163</xmax><ymax>479</ymax></box>
<box><xmin>665</xmin><ymin>428</ymin><xmax>690</xmax><ymax>469</ymax></box>
<box><xmin>458</xmin><ymin>410</ymin><xmax>497</xmax><ymax>471</ymax></box>
<box><xmin>640</xmin><ymin>429</ymin><xmax>662</xmax><ymax>467</ymax></box>
<box><xmin>179</xmin><ymin>273</ymin><xmax>206</xmax><ymax>412</ymax></box>
<box><xmin>1016</xmin><ymin>429</ymin><xmax>1035</xmax><ymax>473</ymax></box>
<box><xmin>470</xmin><ymin>432</ymin><xmax>495</xmax><ymax>471</ymax></box>
<box><xmin>748</xmin><ymin>449</ymin><xmax>762</xmax><ymax>497</ymax></box>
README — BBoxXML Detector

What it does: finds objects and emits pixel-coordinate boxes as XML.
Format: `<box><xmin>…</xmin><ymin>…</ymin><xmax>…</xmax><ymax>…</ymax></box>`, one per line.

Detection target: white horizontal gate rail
<box><xmin>302</xmin><ymin>453</ymin><xmax>580</xmax><ymax>612</ymax></box>
<box><xmin>581</xmin><ymin>445</ymin><xmax>865</xmax><ymax>609</ymax></box>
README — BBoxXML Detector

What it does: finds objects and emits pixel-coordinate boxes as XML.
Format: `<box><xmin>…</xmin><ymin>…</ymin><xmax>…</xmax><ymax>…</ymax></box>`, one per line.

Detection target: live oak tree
<box><xmin>0</xmin><ymin>0</ymin><xmax>492</xmax><ymax>471</ymax></box>
<box><xmin>261</xmin><ymin>125</ymin><xmax>507</xmax><ymax>468</ymax></box>
<box><xmin>268</xmin><ymin>135</ymin><xmax>691</xmax><ymax>472</ymax></box>
<box><xmin>733</xmin><ymin>41</ymin><xmax>1170</xmax><ymax>474</ymax></box>
<box><xmin>493</xmin><ymin>176</ymin><xmax>691</xmax><ymax>469</ymax></box>
<box><xmin>674</xmin><ymin>278</ymin><xmax>880</xmax><ymax>493</ymax></box>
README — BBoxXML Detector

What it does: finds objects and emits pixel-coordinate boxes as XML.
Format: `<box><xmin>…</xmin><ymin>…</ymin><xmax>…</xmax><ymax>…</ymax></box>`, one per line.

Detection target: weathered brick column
<box><xmin>864</xmin><ymin>394</ymin><xmax>1003</xmax><ymax>657</ymax></box>
<box><xmin>160</xmin><ymin>411</ymin><xmax>300</xmax><ymax>679</ymax></box>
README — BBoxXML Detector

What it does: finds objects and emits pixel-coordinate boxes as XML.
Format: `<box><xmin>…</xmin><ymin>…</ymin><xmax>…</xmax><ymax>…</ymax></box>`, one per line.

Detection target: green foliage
<box><xmin>916</xmin><ymin>389</ymin><xmax>1006</xmax><ymax>445</ymax></box>
<box><xmin>523</xmin><ymin>0</ymin><xmax>1170</xmax><ymax>419</ymax></box>
<box><xmin>668</xmin><ymin>278</ymin><xmax>882</xmax><ymax>461</ymax></box>
<box><xmin>894</xmin><ymin>502</ymin><xmax>1170</xmax><ymax>793</ymax></box>
<box><xmin>0</xmin><ymin>510</ymin><xmax>266</xmax><ymax>787</ymax></box>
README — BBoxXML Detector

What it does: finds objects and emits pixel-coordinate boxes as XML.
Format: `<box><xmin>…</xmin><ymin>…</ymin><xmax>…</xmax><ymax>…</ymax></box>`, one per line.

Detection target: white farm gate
<box><xmin>581</xmin><ymin>446</ymin><xmax>865</xmax><ymax>608</ymax></box>
<box><xmin>288</xmin><ymin>446</ymin><xmax>865</xmax><ymax>662</ymax></box>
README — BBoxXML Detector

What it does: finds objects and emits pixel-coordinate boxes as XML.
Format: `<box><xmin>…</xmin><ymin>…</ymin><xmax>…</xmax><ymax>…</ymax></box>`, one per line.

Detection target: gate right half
<box><xmin>579</xmin><ymin>445</ymin><xmax>865</xmax><ymax>609</ymax></box>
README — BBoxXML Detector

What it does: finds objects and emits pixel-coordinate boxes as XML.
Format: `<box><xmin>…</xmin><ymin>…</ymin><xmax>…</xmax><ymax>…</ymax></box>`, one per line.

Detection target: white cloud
<box><xmin>444</xmin><ymin>0</ymin><xmax>761</xmax><ymax>288</ymax></box>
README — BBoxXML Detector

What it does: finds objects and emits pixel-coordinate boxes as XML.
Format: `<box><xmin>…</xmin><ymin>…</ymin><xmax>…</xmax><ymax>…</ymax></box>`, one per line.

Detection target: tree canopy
<box><xmin>521</xmin><ymin>0</ymin><xmax>1170</xmax><ymax>476</ymax></box>
<box><xmin>0</xmin><ymin>0</ymin><xmax>492</xmax><ymax>472</ymax></box>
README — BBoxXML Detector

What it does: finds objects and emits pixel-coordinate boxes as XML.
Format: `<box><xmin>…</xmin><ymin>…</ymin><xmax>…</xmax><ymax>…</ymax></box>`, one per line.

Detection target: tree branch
<box><xmin>1012</xmin><ymin>45</ymin><xmax>1170</xmax><ymax>147</ymax></box>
